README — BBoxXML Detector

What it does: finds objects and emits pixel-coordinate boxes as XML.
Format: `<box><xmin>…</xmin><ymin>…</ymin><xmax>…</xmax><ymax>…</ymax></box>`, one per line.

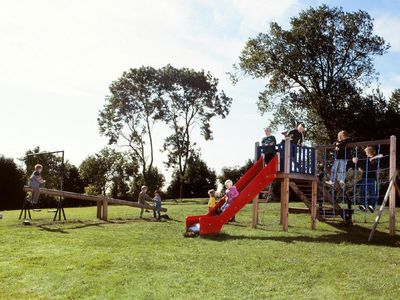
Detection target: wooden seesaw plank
<box><xmin>23</xmin><ymin>186</ymin><xmax>167</xmax><ymax>215</ymax></box>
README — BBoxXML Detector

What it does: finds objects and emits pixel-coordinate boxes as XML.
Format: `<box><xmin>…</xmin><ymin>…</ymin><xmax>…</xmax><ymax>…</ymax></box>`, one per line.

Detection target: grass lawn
<box><xmin>0</xmin><ymin>201</ymin><xmax>399</xmax><ymax>300</ymax></box>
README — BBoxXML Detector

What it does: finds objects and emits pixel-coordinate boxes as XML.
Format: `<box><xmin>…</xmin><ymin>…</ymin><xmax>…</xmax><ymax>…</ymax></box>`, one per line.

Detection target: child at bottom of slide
<box><xmin>208</xmin><ymin>189</ymin><xmax>216</xmax><ymax>212</ymax></box>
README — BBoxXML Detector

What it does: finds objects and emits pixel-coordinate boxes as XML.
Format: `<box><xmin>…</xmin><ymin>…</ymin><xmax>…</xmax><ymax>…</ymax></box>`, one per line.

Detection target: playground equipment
<box><xmin>23</xmin><ymin>186</ymin><xmax>166</xmax><ymax>221</ymax></box>
<box><xmin>186</xmin><ymin>155</ymin><xmax>278</xmax><ymax>235</ymax></box>
<box><xmin>186</xmin><ymin>135</ymin><xmax>397</xmax><ymax>237</ymax></box>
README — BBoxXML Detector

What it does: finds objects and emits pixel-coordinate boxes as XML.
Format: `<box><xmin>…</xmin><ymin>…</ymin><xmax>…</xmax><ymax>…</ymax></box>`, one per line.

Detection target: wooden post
<box><xmin>97</xmin><ymin>200</ymin><xmax>102</xmax><ymax>219</ymax></box>
<box><xmin>311</xmin><ymin>180</ymin><xmax>317</xmax><ymax>230</ymax></box>
<box><xmin>252</xmin><ymin>142</ymin><xmax>260</xmax><ymax>228</ymax></box>
<box><xmin>281</xmin><ymin>177</ymin><xmax>289</xmax><ymax>231</ymax></box>
<box><xmin>389</xmin><ymin>135</ymin><xmax>396</xmax><ymax>236</ymax></box>
<box><xmin>284</xmin><ymin>137</ymin><xmax>291</xmax><ymax>174</ymax></box>
<box><xmin>102</xmin><ymin>198</ymin><xmax>108</xmax><ymax>221</ymax></box>
<box><xmin>280</xmin><ymin>138</ymin><xmax>291</xmax><ymax>227</ymax></box>
<box><xmin>252</xmin><ymin>196</ymin><xmax>259</xmax><ymax>228</ymax></box>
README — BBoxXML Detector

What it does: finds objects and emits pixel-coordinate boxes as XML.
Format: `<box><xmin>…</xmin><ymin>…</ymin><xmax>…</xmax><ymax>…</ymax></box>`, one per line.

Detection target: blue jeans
<box><xmin>360</xmin><ymin>179</ymin><xmax>377</xmax><ymax>207</ymax></box>
<box><xmin>330</xmin><ymin>159</ymin><xmax>347</xmax><ymax>183</ymax></box>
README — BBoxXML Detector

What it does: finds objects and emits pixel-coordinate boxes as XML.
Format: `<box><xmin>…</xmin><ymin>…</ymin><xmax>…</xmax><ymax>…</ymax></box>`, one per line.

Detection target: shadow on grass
<box><xmin>35</xmin><ymin>215</ymin><xmax>182</xmax><ymax>234</ymax></box>
<box><xmin>201</xmin><ymin>223</ymin><xmax>399</xmax><ymax>247</ymax></box>
<box><xmin>37</xmin><ymin>220</ymin><xmax>105</xmax><ymax>234</ymax></box>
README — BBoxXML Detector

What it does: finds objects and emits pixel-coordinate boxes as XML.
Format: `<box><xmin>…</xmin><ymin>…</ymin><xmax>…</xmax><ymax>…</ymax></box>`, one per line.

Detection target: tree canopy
<box><xmin>237</xmin><ymin>5</ymin><xmax>391</xmax><ymax>142</ymax></box>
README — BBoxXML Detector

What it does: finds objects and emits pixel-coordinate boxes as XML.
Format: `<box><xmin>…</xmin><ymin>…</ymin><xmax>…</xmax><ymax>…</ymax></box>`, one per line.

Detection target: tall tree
<box><xmin>79</xmin><ymin>148</ymin><xmax>137</xmax><ymax>197</ymax></box>
<box><xmin>167</xmin><ymin>153</ymin><xmax>216</xmax><ymax>199</ymax></box>
<box><xmin>236</xmin><ymin>5</ymin><xmax>389</xmax><ymax>142</ymax></box>
<box><xmin>98</xmin><ymin>66</ymin><xmax>163</xmax><ymax>182</ymax></box>
<box><xmin>160</xmin><ymin>65</ymin><xmax>232</xmax><ymax>198</ymax></box>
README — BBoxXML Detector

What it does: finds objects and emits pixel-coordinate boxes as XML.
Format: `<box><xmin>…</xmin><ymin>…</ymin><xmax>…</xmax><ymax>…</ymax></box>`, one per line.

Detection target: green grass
<box><xmin>0</xmin><ymin>201</ymin><xmax>399</xmax><ymax>300</ymax></box>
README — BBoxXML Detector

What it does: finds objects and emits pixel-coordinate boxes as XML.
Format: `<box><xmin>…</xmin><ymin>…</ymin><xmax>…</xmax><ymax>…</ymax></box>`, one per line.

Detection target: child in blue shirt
<box><xmin>153</xmin><ymin>190</ymin><xmax>162</xmax><ymax>220</ymax></box>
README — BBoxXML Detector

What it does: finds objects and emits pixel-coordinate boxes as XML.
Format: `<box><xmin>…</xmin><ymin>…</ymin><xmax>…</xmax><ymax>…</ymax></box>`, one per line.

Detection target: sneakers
<box><xmin>339</xmin><ymin>180</ymin><xmax>345</xmax><ymax>188</ymax></box>
<box><xmin>368</xmin><ymin>205</ymin><xmax>375</xmax><ymax>213</ymax></box>
<box><xmin>359</xmin><ymin>205</ymin><xmax>375</xmax><ymax>213</ymax></box>
<box><xmin>325</xmin><ymin>180</ymin><xmax>333</xmax><ymax>185</ymax></box>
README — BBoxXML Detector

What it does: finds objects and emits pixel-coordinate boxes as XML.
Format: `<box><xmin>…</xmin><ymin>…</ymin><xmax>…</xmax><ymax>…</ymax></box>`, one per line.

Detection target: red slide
<box><xmin>185</xmin><ymin>155</ymin><xmax>278</xmax><ymax>235</ymax></box>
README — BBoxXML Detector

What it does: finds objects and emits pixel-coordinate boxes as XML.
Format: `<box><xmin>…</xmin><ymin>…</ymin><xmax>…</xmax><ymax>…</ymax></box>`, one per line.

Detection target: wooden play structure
<box><xmin>22</xmin><ymin>186</ymin><xmax>166</xmax><ymax>221</ymax></box>
<box><xmin>252</xmin><ymin>135</ymin><xmax>397</xmax><ymax>237</ymax></box>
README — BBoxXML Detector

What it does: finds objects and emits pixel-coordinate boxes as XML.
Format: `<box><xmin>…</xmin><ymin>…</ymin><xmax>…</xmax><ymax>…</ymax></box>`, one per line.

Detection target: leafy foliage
<box><xmin>160</xmin><ymin>65</ymin><xmax>232</xmax><ymax>198</ymax></box>
<box><xmin>237</xmin><ymin>5</ymin><xmax>390</xmax><ymax>142</ymax></box>
<box><xmin>98</xmin><ymin>66</ymin><xmax>163</xmax><ymax>182</ymax></box>
<box><xmin>131</xmin><ymin>166</ymin><xmax>165</xmax><ymax>200</ymax></box>
<box><xmin>218</xmin><ymin>159</ymin><xmax>254</xmax><ymax>186</ymax></box>
<box><xmin>167</xmin><ymin>153</ymin><xmax>216</xmax><ymax>199</ymax></box>
<box><xmin>79</xmin><ymin>148</ymin><xmax>138</xmax><ymax>197</ymax></box>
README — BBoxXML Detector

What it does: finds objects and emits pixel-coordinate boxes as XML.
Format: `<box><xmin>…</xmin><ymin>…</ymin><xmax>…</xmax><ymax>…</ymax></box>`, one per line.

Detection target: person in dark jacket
<box><xmin>261</xmin><ymin>127</ymin><xmax>277</xmax><ymax>164</ymax></box>
<box><xmin>282</xmin><ymin>123</ymin><xmax>306</xmax><ymax>146</ymax></box>
<box><xmin>326</xmin><ymin>130</ymin><xmax>350</xmax><ymax>187</ymax></box>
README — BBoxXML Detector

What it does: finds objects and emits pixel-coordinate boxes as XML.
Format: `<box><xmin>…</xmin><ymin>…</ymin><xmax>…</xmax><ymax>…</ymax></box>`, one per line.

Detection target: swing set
<box><xmin>252</xmin><ymin>135</ymin><xmax>398</xmax><ymax>241</ymax></box>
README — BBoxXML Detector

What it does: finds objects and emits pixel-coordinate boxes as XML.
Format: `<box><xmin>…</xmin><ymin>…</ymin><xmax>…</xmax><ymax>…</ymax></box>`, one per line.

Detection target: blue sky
<box><xmin>1</xmin><ymin>0</ymin><xmax>399</xmax><ymax>182</ymax></box>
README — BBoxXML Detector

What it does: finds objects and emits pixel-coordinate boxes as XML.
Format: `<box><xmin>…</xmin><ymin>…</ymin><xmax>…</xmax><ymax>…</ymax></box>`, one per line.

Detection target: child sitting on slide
<box><xmin>220</xmin><ymin>180</ymin><xmax>239</xmax><ymax>212</ymax></box>
<box><xmin>208</xmin><ymin>189</ymin><xmax>216</xmax><ymax>212</ymax></box>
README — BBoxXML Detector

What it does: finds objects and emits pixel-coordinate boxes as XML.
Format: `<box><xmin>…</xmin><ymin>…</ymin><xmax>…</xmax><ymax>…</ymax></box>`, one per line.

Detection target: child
<box><xmin>282</xmin><ymin>123</ymin><xmax>306</xmax><ymax>146</ymax></box>
<box><xmin>261</xmin><ymin>127</ymin><xmax>277</xmax><ymax>164</ymax></box>
<box><xmin>326</xmin><ymin>130</ymin><xmax>350</xmax><ymax>187</ymax></box>
<box><xmin>153</xmin><ymin>190</ymin><xmax>162</xmax><ymax>220</ymax></box>
<box><xmin>353</xmin><ymin>146</ymin><xmax>383</xmax><ymax>212</ymax></box>
<box><xmin>208</xmin><ymin>189</ymin><xmax>216</xmax><ymax>212</ymax></box>
<box><xmin>28</xmin><ymin>164</ymin><xmax>46</xmax><ymax>205</ymax></box>
<box><xmin>220</xmin><ymin>179</ymin><xmax>239</xmax><ymax>212</ymax></box>
<box><xmin>138</xmin><ymin>185</ymin><xmax>155</xmax><ymax>218</ymax></box>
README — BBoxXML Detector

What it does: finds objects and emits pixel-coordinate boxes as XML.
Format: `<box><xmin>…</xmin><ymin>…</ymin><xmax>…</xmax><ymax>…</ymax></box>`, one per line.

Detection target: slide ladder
<box><xmin>186</xmin><ymin>155</ymin><xmax>278</xmax><ymax>235</ymax></box>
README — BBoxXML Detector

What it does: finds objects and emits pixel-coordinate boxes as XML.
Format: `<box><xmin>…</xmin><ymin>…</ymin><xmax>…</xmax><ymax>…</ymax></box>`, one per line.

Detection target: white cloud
<box><xmin>375</xmin><ymin>14</ymin><xmax>400</xmax><ymax>52</ymax></box>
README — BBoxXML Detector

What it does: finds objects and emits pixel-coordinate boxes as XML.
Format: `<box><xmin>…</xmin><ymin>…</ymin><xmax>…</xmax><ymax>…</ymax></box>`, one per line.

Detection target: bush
<box><xmin>0</xmin><ymin>155</ymin><xmax>26</xmax><ymax>210</ymax></box>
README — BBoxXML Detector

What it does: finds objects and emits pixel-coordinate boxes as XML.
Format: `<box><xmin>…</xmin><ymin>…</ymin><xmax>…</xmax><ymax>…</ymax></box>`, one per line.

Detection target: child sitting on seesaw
<box><xmin>153</xmin><ymin>189</ymin><xmax>162</xmax><ymax>220</ymax></box>
<box><xmin>138</xmin><ymin>185</ymin><xmax>157</xmax><ymax>218</ymax></box>
<box><xmin>28</xmin><ymin>164</ymin><xmax>46</xmax><ymax>206</ymax></box>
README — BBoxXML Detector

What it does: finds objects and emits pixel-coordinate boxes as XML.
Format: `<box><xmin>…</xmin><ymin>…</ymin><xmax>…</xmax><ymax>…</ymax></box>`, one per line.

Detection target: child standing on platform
<box><xmin>28</xmin><ymin>164</ymin><xmax>46</xmax><ymax>205</ymax></box>
<box><xmin>326</xmin><ymin>130</ymin><xmax>350</xmax><ymax>187</ymax></box>
<box><xmin>261</xmin><ymin>127</ymin><xmax>277</xmax><ymax>164</ymax></box>
<box><xmin>353</xmin><ymin>146</ymin><xmax>383</xmax><ymax>212</ymax></box>
<box><xmin>208</xmin><ymin>189</ymin><xmax>216</xmax><ymax>212</ymax></box>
